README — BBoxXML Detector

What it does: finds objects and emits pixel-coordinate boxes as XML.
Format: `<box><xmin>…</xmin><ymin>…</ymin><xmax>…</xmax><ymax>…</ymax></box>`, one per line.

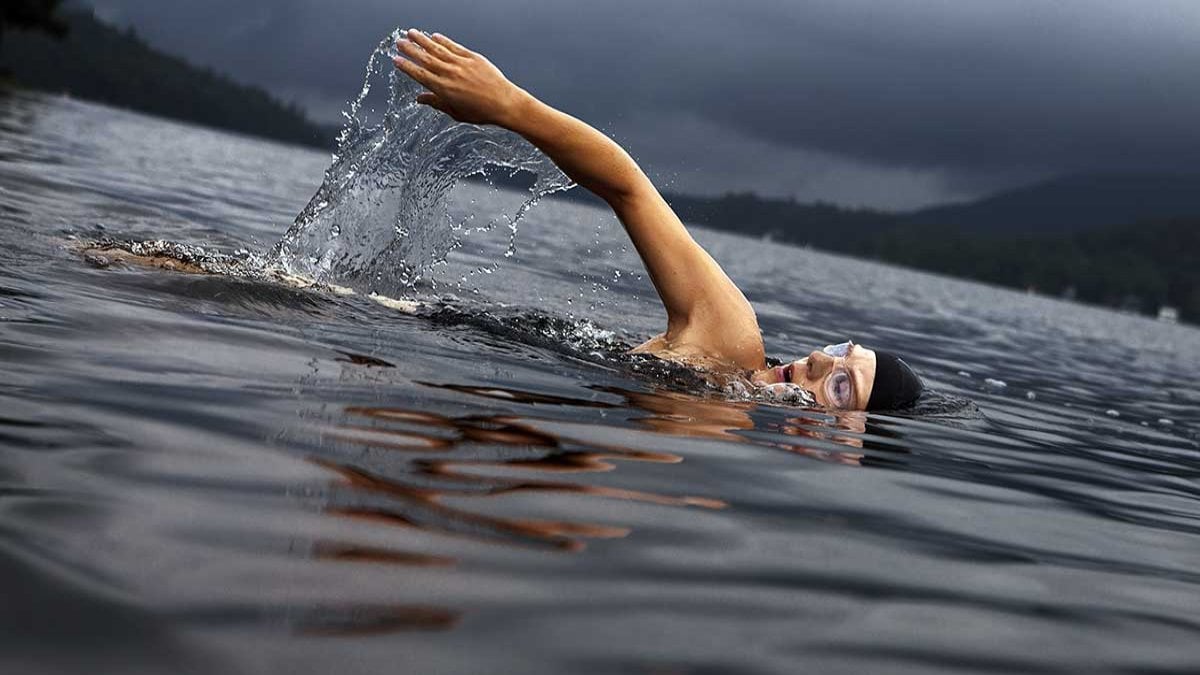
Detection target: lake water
<box><xmin>2</xmin><ymin>90</ymin><xmax>1200</xmax><ymax>674</ymax></box>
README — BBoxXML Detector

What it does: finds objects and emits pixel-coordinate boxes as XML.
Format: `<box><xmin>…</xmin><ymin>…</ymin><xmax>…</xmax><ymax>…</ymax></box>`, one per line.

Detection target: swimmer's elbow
<box><xmin>602</xmin><ymin>172</ymin><xmax>661</xmax><ymax>214</ymax></box>
<box><xmin>584</xmin><ymin>144</ymin><xmax>654</xmax><ymax>209</ymax></box>
<box><xmin>601</xmin><ymin>182</ymin><xmax>642</xmax><ymax>212</ymax></box>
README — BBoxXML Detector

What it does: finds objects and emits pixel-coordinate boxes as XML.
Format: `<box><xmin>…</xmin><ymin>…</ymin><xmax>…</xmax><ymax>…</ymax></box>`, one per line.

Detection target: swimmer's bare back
<box><xmin>80</xmin><ymin>241</ymin><xmax>209</xmax><ymax>275</ymax></box>
<box><xmin>73</xmin><ymin>238</ymin><xmax>423</xmax><ymax>314</ymax></box>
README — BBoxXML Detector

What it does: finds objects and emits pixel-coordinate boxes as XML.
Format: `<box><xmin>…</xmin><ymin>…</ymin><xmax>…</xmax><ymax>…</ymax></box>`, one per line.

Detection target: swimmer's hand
<box><xmin>393</xmin><ymin>29</ymin><xmax>529</xmax><ymax>127</ymax></box>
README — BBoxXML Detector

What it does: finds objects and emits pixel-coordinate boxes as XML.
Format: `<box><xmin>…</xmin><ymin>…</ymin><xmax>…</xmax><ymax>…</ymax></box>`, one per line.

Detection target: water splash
<box><xmin>274</xmin><ymin>28</ymin><xmax>573</xmax><ymax>295</ymax></box>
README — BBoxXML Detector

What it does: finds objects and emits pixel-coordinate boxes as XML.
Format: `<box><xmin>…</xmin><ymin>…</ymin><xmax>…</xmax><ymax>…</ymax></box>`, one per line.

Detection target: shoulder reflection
<box><xmin>295</xmin><ymin>381</ymin><xmax>907</xmax><ymax>635</ymax></box>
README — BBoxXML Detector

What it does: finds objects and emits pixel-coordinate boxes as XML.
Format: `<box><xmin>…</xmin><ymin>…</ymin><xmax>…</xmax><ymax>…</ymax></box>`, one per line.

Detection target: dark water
<box><xmin>3</xmin><ymin>90</ymin><xmax>1200</xmax><ymax>675</ymax></box>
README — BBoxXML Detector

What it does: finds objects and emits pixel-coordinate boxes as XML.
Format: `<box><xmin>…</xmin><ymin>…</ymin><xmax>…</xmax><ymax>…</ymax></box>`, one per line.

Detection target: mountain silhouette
<box><xmin>905</xmin><ymin>172</ymin><xmax>1200</xmax><ymax>235</ymax></box>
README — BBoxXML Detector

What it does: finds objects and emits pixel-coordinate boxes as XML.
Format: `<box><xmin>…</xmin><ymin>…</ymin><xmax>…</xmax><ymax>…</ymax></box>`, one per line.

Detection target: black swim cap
<box><xmin>866</xmin><ymin>351</ymin><xmax>923</xmax><ymax>411</ymax></box>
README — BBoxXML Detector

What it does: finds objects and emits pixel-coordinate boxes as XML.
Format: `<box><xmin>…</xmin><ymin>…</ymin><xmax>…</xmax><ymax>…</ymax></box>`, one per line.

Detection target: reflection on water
<box><xmin>599</xmin><ymin>385</ymin><xmax>887</xmax><ymax>466</ymax></box>
<box><xmin>290</xmin><ymin>602</ymin><xmax>461</xmax><ymax>636</ymax></box>
<box><xmin>287</xmin><ymin>385</ymin><xmax>744</xmax><ymax>635</ymax></box>
<box><xmin>312</xmin><ymin>389</ymin><xmax>728</xmax><ymax>557</ymax></box>
<box><xmin>278</xmin><ymin>377</ymin><xmax>928</xmax><ymax>638</ymax></box>
<box><xmin>304</xmin><ymin>379</ymin><xmax>897</xmax><ymax>593</ymax></box>
<box><xmin>293</xmin><ymin>380</ymin><xmax>893</xmax><ymax>634</ymax></box>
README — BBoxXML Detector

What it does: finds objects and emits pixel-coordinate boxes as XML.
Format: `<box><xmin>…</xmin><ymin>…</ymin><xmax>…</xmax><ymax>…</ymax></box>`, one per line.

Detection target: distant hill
<box><xmin>665</xmin><ymin>191</ymin><xmax>900</xmax><ymax>250</ymax></box>
<box><xmin>903</xmin><ymin>172</ymin><xmax>1200</xmax><ymax>235</ymax></box>
<box><xmin>0</xmin><ymin>9</ymin><xmax>335</xmax><ymax>149</ymax></box>
<box><xmin>651</xmin><ymin>172</ymin><xmax>1200</xmax><ymax>245</ymax></box>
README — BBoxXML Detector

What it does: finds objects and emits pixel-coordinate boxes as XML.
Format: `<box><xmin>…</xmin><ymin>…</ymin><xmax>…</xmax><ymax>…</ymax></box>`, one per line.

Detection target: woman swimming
<box><xmin>393</xmin><ymin>29</ymin><xmax>923</xmax><ymax>411</ymax></box>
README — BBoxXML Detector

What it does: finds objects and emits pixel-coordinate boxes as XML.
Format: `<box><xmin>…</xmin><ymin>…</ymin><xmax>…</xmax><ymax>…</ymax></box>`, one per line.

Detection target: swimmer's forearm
<box><xmin>500</xmin><ymin>92</ymin><xmax>649</xmax><ymax>207</ymax></box>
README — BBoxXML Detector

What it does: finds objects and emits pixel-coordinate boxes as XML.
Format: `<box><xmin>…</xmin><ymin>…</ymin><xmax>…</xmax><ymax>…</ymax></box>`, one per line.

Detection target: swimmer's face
<box><xmin>753</xmin><ymin>342</ymin><xmax>877</xmax><ymax>410</ymax></box>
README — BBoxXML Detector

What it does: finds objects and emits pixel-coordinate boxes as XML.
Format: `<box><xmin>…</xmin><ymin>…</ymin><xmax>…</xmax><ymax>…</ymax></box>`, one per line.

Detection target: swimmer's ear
<box><xmin>416</xmin><ymin>92</ymin><xmax>446</xmax><ymax>112</ymax></box>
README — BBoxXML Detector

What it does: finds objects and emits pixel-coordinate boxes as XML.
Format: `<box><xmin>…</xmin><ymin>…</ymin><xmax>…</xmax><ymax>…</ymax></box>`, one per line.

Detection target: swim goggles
<box><xmin>822</xmin><ymin>341</ymin><xmax>854</xmax><ymax>358</ymax></box>
<box><xmin>820</xmin><ymin>341</ymin><xmax>856</xmax><ymax>408</ymax></box>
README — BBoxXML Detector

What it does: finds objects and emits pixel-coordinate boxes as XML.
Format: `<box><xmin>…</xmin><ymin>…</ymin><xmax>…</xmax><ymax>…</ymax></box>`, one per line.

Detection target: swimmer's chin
<box><xmin>750</xmin><ymin>367</ymin><xmax>782</xmax><ymax>386</ymax></box>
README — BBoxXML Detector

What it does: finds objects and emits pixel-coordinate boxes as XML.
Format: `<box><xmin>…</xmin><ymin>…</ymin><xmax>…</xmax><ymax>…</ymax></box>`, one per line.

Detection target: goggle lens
<box><xmin>825</xmin><ymin>370</ymin><xmax>854</xmax><ymax>408</ymax></box>
<box><xmin>822</xmin><ymin>341</ymin><xmax>854</xmax><ymax>358</ymax></box>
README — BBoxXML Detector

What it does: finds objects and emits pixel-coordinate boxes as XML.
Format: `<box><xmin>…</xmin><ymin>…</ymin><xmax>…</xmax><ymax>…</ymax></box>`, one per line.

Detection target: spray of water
<box><xmin>274</xmin><ymin>29</ymin><xmax>573</xmax><ymax>295</ymax></box>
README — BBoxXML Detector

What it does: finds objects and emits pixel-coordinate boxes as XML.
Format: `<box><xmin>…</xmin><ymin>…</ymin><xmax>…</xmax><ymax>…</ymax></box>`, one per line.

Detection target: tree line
<box><xmin>0</xmin><ymin>7</ymin><xmax>334</xmax><ymax>149</ymax></box>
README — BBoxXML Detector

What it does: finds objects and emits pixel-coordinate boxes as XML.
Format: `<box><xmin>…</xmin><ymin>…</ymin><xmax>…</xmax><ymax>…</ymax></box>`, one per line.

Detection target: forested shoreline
<box><xmin>0</xmin><ymin>8</ymin><xmax>334</xmax><ymax>148</ymax></box>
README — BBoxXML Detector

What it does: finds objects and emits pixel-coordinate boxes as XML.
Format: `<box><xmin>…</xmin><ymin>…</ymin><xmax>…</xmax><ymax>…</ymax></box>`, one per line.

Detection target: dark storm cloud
<box><xmin>88</xmin><ymin>0</ymin><xmax>1200</xmax><ymax>208</ymax></box>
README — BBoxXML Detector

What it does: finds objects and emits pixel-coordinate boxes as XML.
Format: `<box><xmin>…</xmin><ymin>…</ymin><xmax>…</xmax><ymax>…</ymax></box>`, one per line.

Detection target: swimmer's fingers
<box><xmin>393</xmin><ymin>55</ymin><xmax>439</xmax><ymax>88</ymax></box>
<box><xmin>406</xmin><ymin>29</ymin><xmax>457</xmax><ymax>64</ymax></box>
<box><xmin>393</xmin><ymin>48</ymin><xmax>450</xmax><ymax>112</ymax></box>
<box><xmin>396</xmin><ymin>38</ymin><xmax>446</xmax><ymax>74</ymax></box>
<box><xmin>393</xmin><ymin>30</ymin><xmax>522</xmax><ymax>126</ymax></box>
<box><xmin>416</xmin><ymin>92</ymin><xmax>447</xmax><ymax>112</ymax></box>
<box><xmin>431</xmin><ymin>32</ymin><xmax>474</xmax><ymax>58</ymax></box>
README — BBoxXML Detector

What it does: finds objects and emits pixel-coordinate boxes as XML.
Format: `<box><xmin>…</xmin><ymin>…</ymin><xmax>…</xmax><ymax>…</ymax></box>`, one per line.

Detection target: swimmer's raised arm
<box><xmin>394</xmin><ymin>29</ymin><xmax>766</xmax><ymax>370</ymax></box>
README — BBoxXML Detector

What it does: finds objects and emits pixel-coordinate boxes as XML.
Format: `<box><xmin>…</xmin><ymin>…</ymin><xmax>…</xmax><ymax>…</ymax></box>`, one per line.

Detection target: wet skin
<box><xmin>751</xmin><ymin>344</ymin><xmax>877</xmax><ymax>410</ymax></box>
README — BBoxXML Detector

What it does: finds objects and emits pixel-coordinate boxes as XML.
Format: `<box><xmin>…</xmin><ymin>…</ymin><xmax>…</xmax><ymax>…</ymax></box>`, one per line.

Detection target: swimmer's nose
<box><xmin>807</xmin><ymin>350</ymin><xmax>835</xmax><ymax>378</ymax></box>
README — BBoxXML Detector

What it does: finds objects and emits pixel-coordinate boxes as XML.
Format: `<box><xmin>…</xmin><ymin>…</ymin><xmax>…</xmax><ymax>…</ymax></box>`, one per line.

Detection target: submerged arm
<box><xmin>394</xmin><ymin>30</ymin><xmax>765</xmax><ymax>369</ymax></box>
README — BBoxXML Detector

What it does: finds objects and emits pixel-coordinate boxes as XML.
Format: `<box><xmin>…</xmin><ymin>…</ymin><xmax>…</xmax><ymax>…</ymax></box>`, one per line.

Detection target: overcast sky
<box><xmin>88</xmin><ymin>0</ymin><xmax>1200</xmax><ymax>210</ymax></box>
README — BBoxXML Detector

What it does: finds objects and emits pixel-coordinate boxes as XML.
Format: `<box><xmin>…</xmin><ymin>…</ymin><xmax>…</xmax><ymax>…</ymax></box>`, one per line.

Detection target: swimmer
<box><xmin>393</xmin><ymin>29</ymin><xmax>923</xmax><ymax>411</ymax></box>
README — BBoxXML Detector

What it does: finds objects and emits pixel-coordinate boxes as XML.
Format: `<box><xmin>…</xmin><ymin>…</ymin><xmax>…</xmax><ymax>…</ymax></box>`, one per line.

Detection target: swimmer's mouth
<box><xmin>777</xmin><ymin>363</ymin><xmax>795</xmax><ymax>383</ymax></box>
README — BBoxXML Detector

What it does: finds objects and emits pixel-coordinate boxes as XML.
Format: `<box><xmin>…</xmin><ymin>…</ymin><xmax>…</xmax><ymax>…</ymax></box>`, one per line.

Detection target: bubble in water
<box><xmin>274</xmin><ymin>28</ymin><xmax>573</xmax><ymax>295</ymax></box>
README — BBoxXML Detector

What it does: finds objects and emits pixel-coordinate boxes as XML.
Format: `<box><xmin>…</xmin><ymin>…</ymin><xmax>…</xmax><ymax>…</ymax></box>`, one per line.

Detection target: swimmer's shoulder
<box><xmin>634</xmin><ymin>312</ymin><xmax>766</xmax><ymax>372</ymax></box>
<box><xmin>632</xmin><ymin>332</ymin><xmax>748</xmax><ymax>373</ymax></box>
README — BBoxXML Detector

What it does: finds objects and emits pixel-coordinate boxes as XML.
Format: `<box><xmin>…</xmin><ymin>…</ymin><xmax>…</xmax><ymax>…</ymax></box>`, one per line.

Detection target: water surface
<box><xmin>2</xmin><ymin>90</ymin><xmax>1200</xmax><ymax>674</ymax></box>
